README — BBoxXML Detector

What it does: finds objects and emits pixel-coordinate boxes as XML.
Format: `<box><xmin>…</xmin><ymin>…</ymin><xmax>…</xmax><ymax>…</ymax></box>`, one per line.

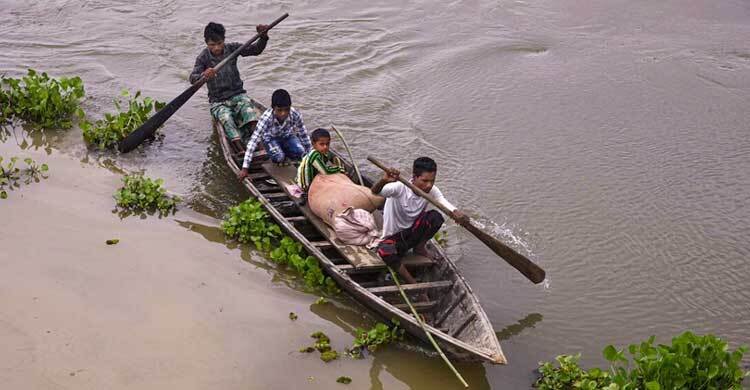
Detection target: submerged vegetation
<box><xmin>0</xmin><ymin>69</ymin><xmax>85</xmax><ymax>129</ymax></box>
<box><xmin>221</xmin><ymin>198</ymin><xmax>338</xmax><ymax>293</ymax></box>
<box><xmin>336</xmin><ymin>376</ymin><xmax>352</xmax><ymax>384</ymax></box>
<box><xmin>347</xmin><ymin>320</ymin><xmax>404</xmax><ymax>359</ymax></box>
<box><xmin>113</xmin><ymin>173</ymin><xmax>180</xmax><ymax>217</ymax></box>
<box><xmin>0</xmin><ymin>156</ymin><xmax>49</xmax><ymax>199</ymax></box>
<box><xmin>535</xmin><ymin>332</ymin><xmax>749</xmax><ymax>390</ymax></box>
<box><xmin>81</xmin><ymin>89</ymin><xmax>165</xmax><ymax>150</ymax></box>
<box><xmin>299</xmin><ymin>331</ymin><xmax>339</xmax><ymax>363</ymax></box>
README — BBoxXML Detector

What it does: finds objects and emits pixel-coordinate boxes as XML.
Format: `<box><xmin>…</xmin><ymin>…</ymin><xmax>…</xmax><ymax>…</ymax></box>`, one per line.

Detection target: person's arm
<box><xmin>430</xmin><ymin>186</ymin><xmax>470</xmax><ymax>226</ymax></box>
<box><xmin>189</xmin><ymin>51</ymin><xmax>208</xmax><ymax>83</ymax></box>
<box><xmin>311</xmin><ymin>154</ymin><xmax>345</xmax><ymax>175</ymax></box>
<box><xmin>371</xmin><ymin>168</ymin><xmax>400</xmax><ymax>195</ymax></box>
<box><xmin>238</xmin><ymin>113</ymin><xmax>271</xmax><ymax>179</ymax></box>
<box><xmin>238</xmin><ymin>25</ymin><xmax>269</xmax><ymax>56</ymax></box>
<box><xmin>293</xmin><ymin>109</ymin><xmax>312</xmax><ymax>153</ymax></box>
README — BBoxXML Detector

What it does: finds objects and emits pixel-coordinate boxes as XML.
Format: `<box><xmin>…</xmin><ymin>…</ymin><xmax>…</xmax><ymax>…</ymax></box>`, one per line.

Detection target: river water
<box><xmin>2</xmin><ymin>0</ymin><xmax>749</xmax><ymax>388</ymax></box>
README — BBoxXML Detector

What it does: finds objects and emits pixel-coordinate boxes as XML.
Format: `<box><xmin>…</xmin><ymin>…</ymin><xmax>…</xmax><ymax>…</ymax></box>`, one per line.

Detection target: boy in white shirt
<box><xmin>371</xmin><ymin>157</ymin><xmax>469</xmax><ymax>284</ymax></box>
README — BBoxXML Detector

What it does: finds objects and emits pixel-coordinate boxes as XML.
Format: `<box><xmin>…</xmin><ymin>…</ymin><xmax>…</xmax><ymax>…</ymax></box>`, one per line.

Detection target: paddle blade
<box><xmin>464</xmin><ymin>222</ymin><xmax>546</xmax><ymax>284</ymax></box>
<box><xmin>118</xmin><ymin>81</ymin><xmax>204</xmax><ymax>153</ymax></box>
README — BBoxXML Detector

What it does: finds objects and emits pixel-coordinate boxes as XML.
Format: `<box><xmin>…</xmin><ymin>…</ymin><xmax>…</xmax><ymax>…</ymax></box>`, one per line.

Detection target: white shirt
<box><xmin>378</xmin><ymin>181</ymin><xmax>456</xmax><ymax>238</ymax></box>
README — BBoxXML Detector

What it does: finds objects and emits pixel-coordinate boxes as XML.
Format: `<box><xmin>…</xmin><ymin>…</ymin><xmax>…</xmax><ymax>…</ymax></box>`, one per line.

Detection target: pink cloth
<box><xmin>333</xmin><ymin>207</ymin><xmax>382</xmax><ymax>248</ymax></box>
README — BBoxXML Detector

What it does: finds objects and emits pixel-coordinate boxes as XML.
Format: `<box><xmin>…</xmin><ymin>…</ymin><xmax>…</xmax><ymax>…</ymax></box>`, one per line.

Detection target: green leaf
<box><xmin>645</xmin><ymin>381</ymin><xmax>659</xmax><ymax>390</ymax></box>
<box><xmin>603</xmin><ymin>345</ymin><xmax>619</xmax><ymax>361</ymax></box>
<box><xmin>106</xmin><ymin>239</ymin><xmax>120</xmax><ymax>245</ymax></box>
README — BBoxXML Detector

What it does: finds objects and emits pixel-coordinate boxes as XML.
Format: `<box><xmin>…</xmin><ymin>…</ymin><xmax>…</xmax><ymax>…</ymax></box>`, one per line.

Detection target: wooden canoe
<box><xmin>213</xmin><ymin>98</ymin><xmax>506</xmax><ymax>364</ymax></box>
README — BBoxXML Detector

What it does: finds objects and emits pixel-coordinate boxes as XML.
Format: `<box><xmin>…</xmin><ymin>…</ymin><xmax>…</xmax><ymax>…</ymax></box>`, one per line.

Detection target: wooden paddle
<box><xmin>367</xmin><ymin>156</ymin><xmax>546</xmax><ymax>284</ymax></box>
<box><xmin>118</xmin><ymin>13</ymin><xmax>289</xmax><ymax>153</ymax></box>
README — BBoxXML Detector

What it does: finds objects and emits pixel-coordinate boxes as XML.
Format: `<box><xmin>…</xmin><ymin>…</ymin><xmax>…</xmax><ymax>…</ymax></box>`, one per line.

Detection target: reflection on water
<box><xmin>186</xmin><ymin>132</ymin><xmax>247</xmax><ymax>219</ymax></box>
<box><xmin>309</xmin><ymin>297</ymin><xmax>492</xmax><ymax>390</ymax></box>
<box><xmin>0</xmin><ymin>122</ymin><xmax>63</xmax><ymax>154</ymax></box>
<box><xmin>496</xmin><ymin>313</ymin><xmax>543</xmax><ymax>341</ymax></box>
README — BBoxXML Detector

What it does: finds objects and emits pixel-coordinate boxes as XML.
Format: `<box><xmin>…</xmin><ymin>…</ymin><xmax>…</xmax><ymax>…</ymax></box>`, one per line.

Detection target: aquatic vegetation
<box><xmin>336</xmin><ymin>376</ymin><xmax>352</xmax><ymax>384</ymax></box>
<box><xmin>535</xmin><ymin>332</ymin><xmax>749</xmax><ymax>390</ymax></box>
<box><xmin>434</xmin><ymin>229</ymin><xmax>448</xmax><ymax>247</ymax></box>
<box><xmin>347</xmin><ymin>320</ymin><xmax>404</xmax><ymax>358</ymax></box>
<box><xmin>300</xmin><ymin>331</ymin><xmax>339</xmax><ymax>362</ymax></box>
<box><xmin>222</xmin><ymin>198</ymin><xmax>339</xmax><ymax>293</ymax></box>
<box><xmin>289</xmin><ymin>312</ymin><xmax>298</xmax><ymax>321</ymax></box>
<box><xmin>310</xmin><ymin>331</ymin><xmax>331</xmax><ymax>351</ymax></box>
<box><xmin>320</xmin><ymin>350</ymin><xmax>338</xmax><ymax>363</ymax></box>
<box><xmin>0</xmin><ymin>156</ymin><xmax>49</xmax><ymax>199</ymax></box>
<box><xmin>113</xmin><ymin>173</ymin><xmax>180</xmax><ymax>217</ymax></box>
<box><xmin>80</xmin><ymin>89</ymin><xmax>165</xmax><ymax>150</ymax></box>
<box><xmin>0</xmin><ymin>69</ymin><xmax>85</xmax><ymax>129</ymax></box>
<box><xmin>106</xmin><ymin>239</ymin><xmax>120</xmax><ymax>245</ymax></box>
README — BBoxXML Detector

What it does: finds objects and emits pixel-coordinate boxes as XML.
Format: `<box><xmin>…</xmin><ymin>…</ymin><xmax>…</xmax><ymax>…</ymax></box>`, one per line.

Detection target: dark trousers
<box><xmin>377</xmin><ymin>210</ymin><xmax>444</xmax><ymax>268</ymax></box>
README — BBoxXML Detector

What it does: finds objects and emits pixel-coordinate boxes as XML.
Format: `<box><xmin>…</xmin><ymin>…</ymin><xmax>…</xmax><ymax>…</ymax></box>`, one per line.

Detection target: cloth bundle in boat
<box><xmin>333</xmin><ymin>207</ymin><xmax>382</xmax><ymax>248</ymax></box>
<box><xmin>308</xmin><ymin>173</ymin><xmax>385</xmax><ymax>245</ymax></box>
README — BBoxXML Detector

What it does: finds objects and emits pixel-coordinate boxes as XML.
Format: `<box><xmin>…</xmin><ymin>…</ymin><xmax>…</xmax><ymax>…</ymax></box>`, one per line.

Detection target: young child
<box><xmin>238</xmin><ymin>89</ymin><xmax>312</xmax><ymax>180</ymax></box>
<box><xmin>371</xmin><ymin>157</ymin><xmax>469</xmax><ymax>284</ymax></box>
<box><xmin>189</xmin><ymin>22</ymin><xmax>269</xmax><ymax>153</ymax></box>
<box><xmin>296</xmin><ymin>128</ymin><xmax>346</xmax><ymax>192</ymax></box>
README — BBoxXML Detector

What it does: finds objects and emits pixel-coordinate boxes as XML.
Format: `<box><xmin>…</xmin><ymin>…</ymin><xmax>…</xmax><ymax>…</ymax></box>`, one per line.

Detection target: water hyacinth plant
<box><xmin>113</xmin><ymin>173</ymin><xmax>180</xmax><ymax>217</ymax></box>
<box><xmin>221</xmin><ymin>198</ymin><xmax>339</xmax><ymax>293</ymax></box>
<box><xmin>81</xmin><ymin>89</ymin><xmax>165</xmax><ymax>150</ymax></box>
<box><xmin>347</xmin><ymin>320</ymin><xmax>404</xmax><ymax>359</ymax></box>
<box><xmin>535</xmin><ymin>331</ymin><xmax>749</xmax><ymax>390</ymax></box>
<box><xmin>0</xmin><ymin>69</ymin><xmax>85</xmax><ymax>129</ymax></box>
<box><xmin>0</xmin><ymin>156</ymin><xmax>49</xmax><ymax>199</ymax></box>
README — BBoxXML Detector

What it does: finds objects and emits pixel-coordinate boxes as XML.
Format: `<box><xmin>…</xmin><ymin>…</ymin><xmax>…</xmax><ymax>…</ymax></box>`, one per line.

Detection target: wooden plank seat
<box><xmin>367</xmin><ymin>280</ymin><xmax>453</xmax><ymax>295</ymax></box>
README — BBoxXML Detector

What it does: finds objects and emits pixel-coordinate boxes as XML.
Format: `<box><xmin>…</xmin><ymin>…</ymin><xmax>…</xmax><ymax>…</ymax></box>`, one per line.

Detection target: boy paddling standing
<box><xmin>372</xmin><ymin>157</ymin><xmax>469</xmax><ymax>284</ymax></box>
<box><xmin>190</xmin><ymin>22</ymin><xmax>269</xmax><ymax>153</ymax></box>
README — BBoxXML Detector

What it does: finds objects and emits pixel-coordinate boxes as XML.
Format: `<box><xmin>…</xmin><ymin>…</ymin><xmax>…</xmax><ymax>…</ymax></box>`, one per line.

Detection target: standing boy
<box><xmin>371</xmin><ymin>157</ymin><xmax>469</xmax><ymax>284</ymax></box>
<box><xmin>190</xmin><ymin>22</ymin><xmax>269</xmax><ymax>152</ymax></box>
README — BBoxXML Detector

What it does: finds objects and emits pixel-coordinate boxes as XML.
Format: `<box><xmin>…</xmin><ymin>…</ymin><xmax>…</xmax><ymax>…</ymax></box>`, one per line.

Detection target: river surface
<box><xmin>2</xmin><ymin>0</ymin><xmax>750</xmax><ymax>388</ymax></box>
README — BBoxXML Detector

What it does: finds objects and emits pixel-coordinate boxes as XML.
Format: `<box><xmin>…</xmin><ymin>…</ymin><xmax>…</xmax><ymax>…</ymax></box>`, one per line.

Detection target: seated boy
<box><xmin>296</xmin><ymin>128</ymin><xmax>346</xmax><ymax>192</ymax></box>
<box><xmin>371</xmin><ymin>157</ymin><xmax>469</xmax><ymax>284</ymax></box>
<box><xmin>189</xmin><ymin>22</ymin><xmax>269</xmax><ymax>153</ymax></box>
<box><xmin>237</xmin><ymin>89</ymin><xmax>312</xmax><ymax>180</ymax></box>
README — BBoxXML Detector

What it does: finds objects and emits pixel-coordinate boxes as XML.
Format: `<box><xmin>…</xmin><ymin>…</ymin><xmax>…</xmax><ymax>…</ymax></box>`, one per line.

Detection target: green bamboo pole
<box><xmin>330</xmin><ymin>124</ymin><xmax>364</xmax><ymax>185</ymax></box>
<box><xmin>388</xmin><ymin>267</ymin><xmax>469</xmax><ymax>388</ymax></box>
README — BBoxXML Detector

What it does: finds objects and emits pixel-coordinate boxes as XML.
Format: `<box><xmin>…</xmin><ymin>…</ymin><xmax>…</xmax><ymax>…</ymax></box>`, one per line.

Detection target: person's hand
<box><xmin>256</xmin><ymin>24</ymin><xmax>269</xmax><ymax>36</ymax></box>
<box><xmin>451</xmin><ymin>209</ymin><xmax>470</xmax><ymax>227</ymax></box>
<box><xmin>383</xmin><ymin>167</ymin><xmax>399</xmax><ymax>183</ymax></box>
<box><xmin>202</xmin><ymin>67</ymin><xmax>217</xmax><ymax>79</ymax></box>
<box><xmin>237</xmin><ymin>168</ymin><xmax>250</xmax><ymax>181</ymax></box>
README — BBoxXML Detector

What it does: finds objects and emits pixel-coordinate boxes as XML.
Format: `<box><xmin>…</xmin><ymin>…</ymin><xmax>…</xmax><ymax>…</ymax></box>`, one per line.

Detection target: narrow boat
<box><xmin>213</xmin><ymin>98</ymin><xmax>506</xmax><ymax>364</ymax></box>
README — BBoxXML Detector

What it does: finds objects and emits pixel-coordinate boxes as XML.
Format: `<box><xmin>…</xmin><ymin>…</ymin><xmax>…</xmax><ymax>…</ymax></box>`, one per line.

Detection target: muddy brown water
<box><xmin>1</xmin><ymin>0</ymin><xmax>750</xmax><ymax>388</ymax></box>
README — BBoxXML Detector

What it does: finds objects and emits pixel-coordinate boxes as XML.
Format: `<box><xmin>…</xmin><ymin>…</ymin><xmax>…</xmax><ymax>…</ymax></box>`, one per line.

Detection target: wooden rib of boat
<box><xmin>213</xmin><ymin>98</ymin><xmax>506</xmax><ymax>364</ymax></box>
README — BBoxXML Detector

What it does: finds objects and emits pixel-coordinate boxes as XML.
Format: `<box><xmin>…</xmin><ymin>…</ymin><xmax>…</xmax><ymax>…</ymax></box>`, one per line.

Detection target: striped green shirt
<box><xmin>296</xmin><ymin>150</ymin><xmax>345</xmax><ymax>191</ymax></box>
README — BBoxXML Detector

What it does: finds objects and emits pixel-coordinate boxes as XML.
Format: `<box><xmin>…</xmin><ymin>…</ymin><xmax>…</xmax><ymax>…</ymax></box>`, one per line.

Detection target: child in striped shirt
<box><xmin>296</xmin><ymin>128</ymin><xmax>346</xmax><ymax>202</ymax></box>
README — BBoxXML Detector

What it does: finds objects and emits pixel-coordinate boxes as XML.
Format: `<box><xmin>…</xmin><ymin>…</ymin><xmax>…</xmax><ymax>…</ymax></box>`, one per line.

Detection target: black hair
<box><xmin>413</xmin><ymin>157</ymin><xmax>437</xmax><ymax>177</ymax></box>
<box><xmin>204</xmin><ymin>22</ymin><xmax>225</xmax><ymax>43</ymax></box>
<box><xmin>311</xmin><ymin>128</ymin><xmax>331</xmax><ymax>142</ymax></box>
<box><xmin>271</xmin><ymin>89</ymin><xmax>292</xmax><ymax>108</ymax></box>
